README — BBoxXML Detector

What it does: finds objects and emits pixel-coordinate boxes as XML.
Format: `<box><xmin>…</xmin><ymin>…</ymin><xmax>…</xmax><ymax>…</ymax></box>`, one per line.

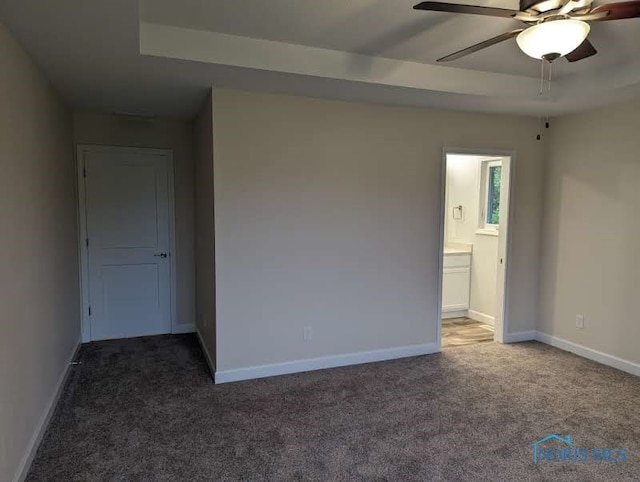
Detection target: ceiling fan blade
<box><xmin>571</xmin><ymin>11</ymin><xmax>610</xmax><ymax>20</ymax></box>
<box><xmin>413</xmin><ymin>2</ymin><xmax>519</xmax><ymax>18</ymax></box>
<box><xmin>565</xmin><ymin>39</ymin><xmax>598</xmax><ymax>62</ymax></box>
<box><xmin>590</xmin><ymin>0</ymin><xmax>640</xmax><ymax>20</ymax></box>
<box><xmin>437</xmin><ymin>29</ymin><xmax>524</xmax><ymax>62</ymax></box>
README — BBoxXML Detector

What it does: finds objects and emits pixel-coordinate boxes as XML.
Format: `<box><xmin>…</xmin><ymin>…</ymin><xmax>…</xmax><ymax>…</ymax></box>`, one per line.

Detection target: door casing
<box><xmin>437</xmin><ymin>147</ymin><xmax>516</xmax><ymax>348</ymax></box>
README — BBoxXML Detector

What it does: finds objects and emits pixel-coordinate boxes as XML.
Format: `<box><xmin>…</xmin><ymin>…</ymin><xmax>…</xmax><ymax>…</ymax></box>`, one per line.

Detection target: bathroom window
<box><xmin>478</xmin><ymin>159</ymin><xmax>502</xmax><ymax>234</ymax></box>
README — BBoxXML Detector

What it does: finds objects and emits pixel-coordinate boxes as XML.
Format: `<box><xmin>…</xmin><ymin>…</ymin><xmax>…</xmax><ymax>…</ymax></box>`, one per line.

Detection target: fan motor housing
<box><xmin>520</xmin><ymin>0</ymin><xmax>564</xmax><ymax>13</ymax></box>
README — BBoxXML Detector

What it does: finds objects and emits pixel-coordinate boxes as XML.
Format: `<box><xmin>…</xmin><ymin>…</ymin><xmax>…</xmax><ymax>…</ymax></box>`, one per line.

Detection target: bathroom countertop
<box><xmin>444</xmin><ymin>247</ymin><xmax>472</xmax><ymax>255</ymax></box>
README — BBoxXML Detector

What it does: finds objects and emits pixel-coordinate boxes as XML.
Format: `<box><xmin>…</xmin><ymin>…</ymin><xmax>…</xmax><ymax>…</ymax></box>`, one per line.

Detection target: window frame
<box><xmin>477</xmin><ymin>159</ymin><xmax>502</xmax><ymax>235</ymax></box>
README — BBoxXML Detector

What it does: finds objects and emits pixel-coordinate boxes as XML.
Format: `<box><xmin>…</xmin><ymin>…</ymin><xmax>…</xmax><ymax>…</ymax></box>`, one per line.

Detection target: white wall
<box><xmin>194</xmin><ymin>90</ymin><xmax>216</xmax><ymax>370</ymax></box>
<box><xmin>540</xmin><ymin>101</ymin><xmax>640</xmax><ymax>364</ymax></box>
<box><xmin>213</xmin><ymin>89</ymin><xmax>544</xmax><ymax>372</ymax></box>
<box><xmin>470</xmin><ymin>234</ymin><xmax>498</xmax><ymax>321</ymax></box>
<box><xmin>0</xmin><ymin>24</ymin><xmax>80</xmax><ymax>481</ymax></box>
<box><xmin>445</xmin><ymin>155</ymin><xmax>499</xmax><ymax>321</ymax></box>
<box><xmin>445</xmin><ymin>155</ymin><xmax>482</xmax><ymax>245</ymax></box>
<box><xmin>73</xmin><ymin>112</ymin><xmax>196</xmax><ymax>331</ymax></box>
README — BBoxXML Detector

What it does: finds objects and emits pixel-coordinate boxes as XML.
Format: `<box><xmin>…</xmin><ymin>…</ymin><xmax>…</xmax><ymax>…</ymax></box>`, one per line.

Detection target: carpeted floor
<box><xmin>27</xmin><ymin>335</ymin><xmax>640</xmax><ymax>481</ymax></box>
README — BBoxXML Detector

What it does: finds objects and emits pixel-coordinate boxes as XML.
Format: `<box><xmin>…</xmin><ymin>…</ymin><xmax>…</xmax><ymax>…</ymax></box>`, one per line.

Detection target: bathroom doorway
<box><xmin>438</xmin><ymin>150</ymin><xmax>514</xmax><ymax>348</ymax></box>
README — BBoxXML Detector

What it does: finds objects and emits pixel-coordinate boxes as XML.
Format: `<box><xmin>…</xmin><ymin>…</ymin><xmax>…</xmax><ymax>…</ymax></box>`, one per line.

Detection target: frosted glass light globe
<box><xmin>516</xmin><ymin>20</ymin><xmax>590</xmax><ymax>60</ymax></box>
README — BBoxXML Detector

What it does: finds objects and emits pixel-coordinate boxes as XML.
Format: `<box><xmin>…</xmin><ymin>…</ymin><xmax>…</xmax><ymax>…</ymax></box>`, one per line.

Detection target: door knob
<box><xmin>153</xmin><ymin>252</ymin><xmax>168</xmax><ymax>258</ymax></box>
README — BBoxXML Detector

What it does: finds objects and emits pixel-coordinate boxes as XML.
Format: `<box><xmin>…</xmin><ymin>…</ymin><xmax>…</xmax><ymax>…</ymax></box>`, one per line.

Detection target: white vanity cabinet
<box><xmin>442</xmin><ymin>253</ymin><xmax>471</xmax><ymax>315</ymax></box>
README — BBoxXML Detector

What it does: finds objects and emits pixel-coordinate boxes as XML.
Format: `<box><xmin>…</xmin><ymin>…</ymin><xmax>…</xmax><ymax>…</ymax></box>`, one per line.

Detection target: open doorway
<box><xmin>438</xmin><ymin>150</ymin><xmax>514</xmax><ymax>349</ymax></box>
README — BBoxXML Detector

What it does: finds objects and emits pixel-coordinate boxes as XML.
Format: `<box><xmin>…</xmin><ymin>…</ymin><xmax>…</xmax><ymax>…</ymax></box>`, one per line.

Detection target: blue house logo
<box><xmin>530</xmin><ymin>434</ymin><xmax>628</xmax><ymax>464</ymax></box>
<box><xmin>530</xmin><ymin>434</ymin><xmax>573</xmax><ymax>464</ymax></box>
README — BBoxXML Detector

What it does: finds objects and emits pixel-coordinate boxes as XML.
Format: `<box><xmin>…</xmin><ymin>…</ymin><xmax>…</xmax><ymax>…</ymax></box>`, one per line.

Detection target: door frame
<box><xmin>437</xmin><ymin>147</ymin><xmax>516</xmax><ymax>348</ymax></box>
<box><xmin>76</xmin><ymin>144</ymin><xmax>178</xmax><ymax>342</ymax></box>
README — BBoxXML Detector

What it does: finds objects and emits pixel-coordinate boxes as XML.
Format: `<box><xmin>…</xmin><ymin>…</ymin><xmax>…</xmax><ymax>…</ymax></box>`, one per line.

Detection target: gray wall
<box><xmin>213</xmin><ymin>88</ymin><xmax>545</xmax><ymax>371</ymax></box>
<box><xmin>194</xmin><ymin>90</ymin><xmax>216</xmax><ymax>370</ymax></box>
<box><xmin>0</xmin><ymin>24</ymin><xmax>79</xmax><ymax>481</ymax></box>
<box><xmin>73</xmin><ymin>112</ymin><xmax>196</xmax><ymax>330</ymax></box>
<box><xmin>540</xmin><ymin>101</ymin><xmax>640</xmax><ymax>364</ymax></box>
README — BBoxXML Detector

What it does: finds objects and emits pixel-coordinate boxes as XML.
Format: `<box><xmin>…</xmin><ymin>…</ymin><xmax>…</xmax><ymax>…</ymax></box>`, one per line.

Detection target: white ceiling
<box><xmin>1</xmin><ymin>0</ymin><xmax>640</xmax><ymax>118</ymax></box>
<box><xmin>142</xmin><ymin>0</ymin><xmax>638</xmax><ymax>78</ymax></box>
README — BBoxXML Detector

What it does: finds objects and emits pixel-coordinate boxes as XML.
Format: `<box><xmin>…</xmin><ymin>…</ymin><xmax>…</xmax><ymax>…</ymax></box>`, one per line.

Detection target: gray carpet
<box><xmin>27</xmin><ymin>335</ymin><xmax>640</xmax><ymax>481</ymax></box>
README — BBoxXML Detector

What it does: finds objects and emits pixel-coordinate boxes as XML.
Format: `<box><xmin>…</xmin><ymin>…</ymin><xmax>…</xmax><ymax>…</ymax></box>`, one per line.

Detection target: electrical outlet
<box><xmin>575</xmin><ymin>314</ymin><xmax>585</xmax><ymax>329</ymax></box>
<box><xmin>303</xmin><ymin>326</ymin><xmax>313</xmax><ymax>341</ymax></box>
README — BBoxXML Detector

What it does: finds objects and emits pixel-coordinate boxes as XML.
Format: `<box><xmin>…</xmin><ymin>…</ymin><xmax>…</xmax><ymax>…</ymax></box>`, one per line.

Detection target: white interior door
<box><xmin>494</xmin><ymin>156</ymin><xmax>511</xmax><ymax>343</ymax></box>
<box><xmin>83</xmin><ymin>147</ymin><xmax>173</xmax><ymax>341</ymax></box>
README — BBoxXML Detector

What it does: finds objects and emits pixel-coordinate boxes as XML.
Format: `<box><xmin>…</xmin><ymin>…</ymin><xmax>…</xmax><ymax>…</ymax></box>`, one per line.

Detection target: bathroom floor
<box><xmin>442</xmin><ymin>317</ymin><xmax>494</xmax><ymax>347</ymax></box>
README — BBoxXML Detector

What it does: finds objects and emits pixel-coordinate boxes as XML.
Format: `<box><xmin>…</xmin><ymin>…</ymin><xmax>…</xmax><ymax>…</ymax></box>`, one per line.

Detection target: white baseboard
<box><xmin>13</xmin><ymin>336</ymin><xmax>82</xmax><ymax>482</ymax></box>
<box><xmin>503</xmin><ymin>330</ymin><xmax>537</xmax><ymax>343</ymax></box>
<box><xmin>172</xmin><ymin>323</ymin><xmax>195</xmax><ymax>334</ymax></box>
<box><xmin>195</xmin><ymin>328</ymin><xmax>215</xmax><ymax>381</ymax></box>
<box><xmin>536</xmin><ymin>332</ymin><xmax>640</xmax><ymax>377</ymax></box>
<box><xmin>468</xmin><ymin>310</ymin><xmax>495</xmax><ymax>326</ymax></box>
<box><xmin>442</xmin><ymin>304</ymin><xmax>468</xmax><ymax>313</ymax></box>
<box><xmin>215</xmin><ymin>342</ymin><xmax>440</xmax><ymax>384</ymax></box>
<box><xmin>442</xmin><ymin>309</ymin><xmax>468</xmax><ymax>319</ymax></box>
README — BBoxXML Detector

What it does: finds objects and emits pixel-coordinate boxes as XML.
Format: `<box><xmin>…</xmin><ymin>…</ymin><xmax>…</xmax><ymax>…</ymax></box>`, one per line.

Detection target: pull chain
<box><xmin>538</xmin><ymin>59</ymin><xmax>554</xmax><ymax>98</ymax></box>
<box><xmin>546</xmin><ymin>61</ymin><xmax>552</xmax><ymax>128</ymax></box>
<box><xmin>537</xmin><ymin>58</ymin><xmax>554</xmax><ymax>140</ymax></box>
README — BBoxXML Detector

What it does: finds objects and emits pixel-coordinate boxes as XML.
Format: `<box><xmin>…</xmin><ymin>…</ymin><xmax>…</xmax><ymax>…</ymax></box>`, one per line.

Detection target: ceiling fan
<box><xmin>413</xmin><ymin>0</ymin><xmax>640</xmax><ymax>62</ymax></box>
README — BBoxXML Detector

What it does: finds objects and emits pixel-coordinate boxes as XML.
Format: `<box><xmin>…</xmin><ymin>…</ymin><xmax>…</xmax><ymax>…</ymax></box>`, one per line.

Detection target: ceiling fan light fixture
<box><xmin>516</xmin><ymin>19</ymin><xmax>590</xmax><ymax>60</ymax></box>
